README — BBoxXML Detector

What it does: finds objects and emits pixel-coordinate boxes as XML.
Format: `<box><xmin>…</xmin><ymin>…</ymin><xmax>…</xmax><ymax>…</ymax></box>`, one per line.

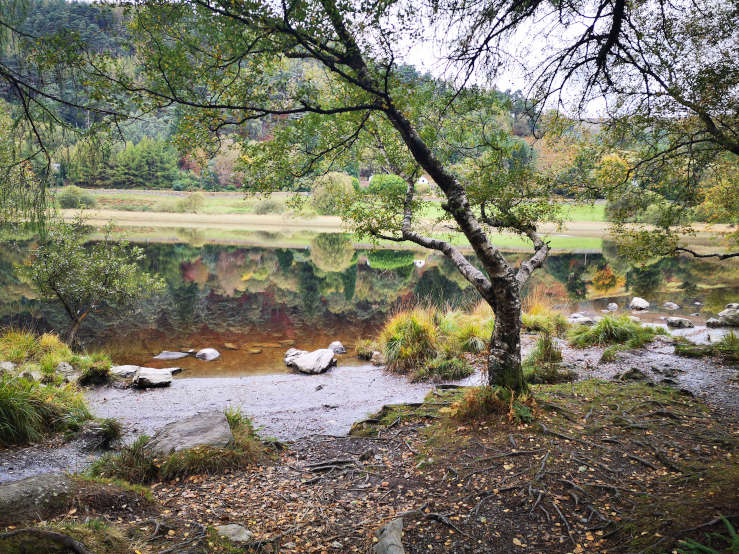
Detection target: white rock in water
<box><xmin>568</xmin><ymin>313</ymin><xmax>595</xmax><ymax>326</ymax></box>
<box><xmin>133</xmin><ymin>367</ymin><xmax>172</xmax><ymax>388</ymax></box>
<box><xmin>145</xmin><ymin>411</ymin><xmax>233</xmax><ymax>456</ymax></box>
<box><xmin>216</xmin><ymin>524</ymin><xmax>254</xmax><ymax>543</ymax></box>
<box><xmin>663</xmin><ymin>302</ymin><xmax>680</xmax><ymax>310</ymax></box>
<box><xmin>630</xmin><ymin>297</ymin><xmax>650</xmax><ymax>310</ymax></box>
<box><xmin>195</xmin><ymin>348</ymin><xmax>220</xmax><ymax>361</ymax></box>
<box><xmin>606</xmin><ymin>303</ymin><xmax>618</xmax><ymax>312</ymax></box>
<box><xmin>666</xmin><ymin>317</ymin><xmax>694</xmax><ymax>329</ymax></box>
<box><xmin>284</xmin><ymin>348</ymin><xmax>336</xmax><ymax>374</ymax></box>
<box><xmin>725</xmin><ymin>303</ymin><xmax>739</xmax><ymax>310</ymax></box>
<box><xmin>328</xmin><ymin>341</ymin><xmax>346</xmax><ymax>354</ymax></box>
<box><xmin>154</xmin><ymin>351</ymin><xmax>189</xmax><ymax>360</ymax></box>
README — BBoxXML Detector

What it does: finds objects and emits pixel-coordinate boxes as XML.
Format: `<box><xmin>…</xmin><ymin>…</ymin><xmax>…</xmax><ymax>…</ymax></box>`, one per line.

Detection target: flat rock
<box><xmin>630</xmin><ymin>297</ymin><xmax>650</xmax><ymax>310</ymax></box>
<box><xmin>370</xmin><ymin>351</ymin><xmax>385</xmax><ymax>366</ymax></box>
<box><xmin>666</xmin><ymin>317</ymin><xmax>694</xmax><ymax>329</ymax></box>
<box><xmin>216</xmin><ymin>523</ymin><xmax>254</xmax><ymax>543</ymax></box>
<box><xmin>145</xmin><ymin>411</ymin><xmax>233</xmax><ymax>457</ymax></box>
<box><xmin>663</xmin><ymin>302</ymin><xmax>680</xmax><ymax>310</ymax></box>
<box><xmin>568</xmin><ymin>313</ymin><xmax>595</xmax><ymax>325</ymax></box>
<box><xmin>133</xmin><ymin>367</ymin><xmax>172</xmax><ymax>388</ymax></box>
<box><xmin>284</xmin><ymin>348</ymin><xmax>336</xmax><ymax>374</ymax></box>
<box><xmin>154</xmin><ymin>351</ymin><xmax>190</xmax><ymax>360</ymax></box>
<box><xmin>328</xmin><ymin>341</ymin><xmax>346</xmax><ymax>354</ymax></box>
<box><xmin>0</xmin><ymin>473</ymin><xmax>76</xmax><ymax>526</ymax></box>
<box><xmin>161</xmin><ymin>366</ymin><xmax>183</xmax><ymax>375</ymax></box>
<box><xmin>111</xmin><ymin>365</ymin><xmax>140</xmax><ymax>379</ymax></box>
<box><xmin>195</xmin><ymin>348</ymin><xmax>220</xmax><ymax>361</ymax></box>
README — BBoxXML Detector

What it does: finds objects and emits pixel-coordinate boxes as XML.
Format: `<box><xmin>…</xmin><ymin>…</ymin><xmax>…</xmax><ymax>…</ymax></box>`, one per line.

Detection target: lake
<box><xmin>1</xmin><ymin>231</ymin><xmax>737</xmax><ymax>376</ymax></box>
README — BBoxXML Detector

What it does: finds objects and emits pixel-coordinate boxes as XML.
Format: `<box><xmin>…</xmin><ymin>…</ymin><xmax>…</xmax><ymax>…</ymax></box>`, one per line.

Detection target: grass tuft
<box><xmin>569</xmin><ymin>315</ymin><xmax>666</xmax><ymax>348</ymax></box>
<box><xmin>675</xmin><ymin>332</ymin><xmax>739</xmax><ymax>363</ymax></box>
<box><xmin>0</xmin><ymin>375</ymin><xmax>91</xmax><ymax>445</ymax></box>
<box><xmin>443</xmin><ymin>386</ymin><xmax>535</xmax><ymax>424</ymax></box>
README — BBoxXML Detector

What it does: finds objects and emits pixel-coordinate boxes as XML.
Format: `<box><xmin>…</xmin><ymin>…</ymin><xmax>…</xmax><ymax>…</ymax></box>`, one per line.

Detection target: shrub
<box><xmin>0</xmin><ymin>375</ymin><xmax>91</xmax><ymax>445</ymax></box>
<box><xmin>57</xmin><ymin>186</ymin><xmax>97</xmax><ymax>209</ymax></box>
<box><xmin>253</xmin><ymin>197</ymin><xmax>285</xmax><ymax>214</ymax></box>
<box><xmin>174</xmin><ymin>192</ymin><xmax>205</xmax><ymax>213</ymax></box>
<box><xmin>522</xmin><ymin>312</ymin><xmax>569</xmax><ymax>336</ymax></box>
<box><xmin>415</xmin><ymin>357</ymin><xmax>473</xmax><ymax>382</ymax></box>
<box><xmin>310</xmin><ymin>172</ymin><xmax>356</xmax><ymax>215</ymax></box>
<box><xmin>525</xmin><ymin>332</ymin><xmax>563</xmax><ymax>366</ymax></box>
<box><xmin>90</xmin><ymin>409</ymin><xmax>264</xmax><ymax>484</ymax></box>
<box><xmin>379</xmin><ymin>307</ymin><xmax>438</xmax><ymax>373</ymax></box>
<box><xmin>569</xmin><ymin>315</ymin><xmax>665</xmax><ymax>348</ymax></box>
<box><xmin>367</xmin><ymin>174</ymin><xmax>406</xmax><ymax>195</ymax></box>
<box><xmin>310</xmin><ymin>233</ymin><xmax>355</xmax><ymax>272</ymax></box>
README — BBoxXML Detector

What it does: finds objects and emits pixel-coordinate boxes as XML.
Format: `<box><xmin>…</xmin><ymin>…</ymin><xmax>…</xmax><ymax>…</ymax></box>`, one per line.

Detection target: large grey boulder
<box><xmin>663</xmin><ymin>302</ymin><xmax>680</xmax><ymax>310</ymax></box>
<box><xmin>630</xmin><ymin>297</ymin><xmax>650</xmax><ymax>310</ymax></box>
<box><xmin>374</xmin><ymin>518</ymin><xmax>404</xmax><ymax>554</ymax></box>
<box><xmin>717</xmin><ymin>307</ymin><xmax>739</xmax><ymax>327</ymax></box>
<box><xmin>154</xmin><ymin>351</ymin><xmax>189</xmax><ymax>360</ymax></box>
<box><xmin>328</xmin><ymin>341</ymin><xmax>346</xmax><ymax>354</ymax></box>
<box><xmin>111</xmin><ymin>364</ymin><xmax>140</xmax><ymax>379</ymax></box>
<box><xmin>666</xmin><ymin>317</ymin><xmax>694</xmax><ymax>329</ymax></box>
<box><xmin>0</xmin><ymin>473</ymin><xmax>76</xmax><ymax>526</ymax></box>
<box><xmin>726</xmin><ymin>303</ymin><xmax>739</xmax><ymax>310</ymax></box>
<box><xmin>133</xmin><ymin>367</ymin><xmax>172</xmax><ymax>388</ymax></box>
<box><xmin>145</xmin><ymin>411</ymin><xmax>233</xmax><ymax>457</ymax></box>
<box><xmin>195</xmin><ymin>348</ymin><xmax>220</xmax><ymax>361</ymax></box>
<box><xmin>284</xmin><ymin>348</ymin><xmax>336</xmax><ymax>374</ymax></box>
<box><xmin>216</xmin><ymin>524</ymin><xmax>254</xmax><ymax>543</ymax></box>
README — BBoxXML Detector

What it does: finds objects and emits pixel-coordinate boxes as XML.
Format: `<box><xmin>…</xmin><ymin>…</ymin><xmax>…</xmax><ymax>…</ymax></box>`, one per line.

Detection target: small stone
<box><xmin>216</xmin><ymin>524</ymin><xmax>253</xmax><ymax>543</ymax></box>
<box><xmin>223</xmin><ymin>343</ymin><xmax>239</xmax><ymax>350</ymax></box>
<box><xmin>195</xmin><ymin>348</ymin><xmax>220</xmax><ymax>361</ymax></box>
<box><xmin>328</xmin><ymin>341</ymin><xmax>346</xmax><ymax>354</ymax></box>
<box><xmin>331</xmin><ymin>541</ymin><xmax>343</xmax><ymax>549</ymax></box>
<box><xmin>667</xmin><ymin>317</ymin><xmax>694</xmax><ymax>329</ymax></box>
<box><xmin>110</xmin><ymin>365</ymin><xmax>139</xmax><ymax>379</ymax></box>
<box><xmin>706</xmin><ymin>318</ymin><xmax>722</xmax><ymax>328</ymax></box>
<box><xmin>606</xmin><ymin>302</ymin><xmax>619</xmax><ymax>312</ymax></box>
<box><xmin>247</xmin><ymin>348</ymin><xmax>262</xmax><ymax>354</ymax></box>
<box><xmin>315</xmin><ymin>384</ymin><xmax>324</xmax><ymax>391</ymax></box>
<box><xmin>153</xmin><ymin>351</ymin><xmax>189</xmax><ymax>360</ymax></box>
<box><xmin>663</xmin><ymin>302</ymin><xmax>680</xmax><ymax>310</ymax></box>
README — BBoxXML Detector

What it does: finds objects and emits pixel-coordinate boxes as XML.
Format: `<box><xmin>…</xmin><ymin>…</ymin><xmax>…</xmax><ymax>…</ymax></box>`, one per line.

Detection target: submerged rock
<box><xmin>216</xmin><ymin>524</ymin><xmax>254</xmax><ymax>543</ymax></box>
<box><xmin>630</xmin><ymin>297</ymin><xmax>650</xmax><ymax>310</ymax></box>
<box><xmin>145</xmin><ymin>411</ymin><xmax>233</xmax><ymax>457</ymax></box>
<box><xmin>667</xmin><ymin>317</ymin><xmax>694</xmax><ymax>329</ymax></box>
<box><xmin>195</xmin><ymin>348</ymin><xmax>220</xmax><ymax>361</ymax></box>
<box><xmin>154</xmin><ymin>351</ymin><xmax>189</xmax><ymax>361</ymax></box>
<box><xmin>328</xmin><ymin>341</ymin><xmax>346</xmax><ymax>354</ymax></box>
<box><xmin>284</xmin><ymin>348</ymin><xmax>336</xmax><ymax>374</ymax></box>
<box><xmin>663</xmin><ymin>302</ymin><xmax>680</xmax><ymax>310</ymax></box>
<box><xmin>133</xmin><ymin>367</ymin><xmax>172</xmax><ymax>388</ymax></box>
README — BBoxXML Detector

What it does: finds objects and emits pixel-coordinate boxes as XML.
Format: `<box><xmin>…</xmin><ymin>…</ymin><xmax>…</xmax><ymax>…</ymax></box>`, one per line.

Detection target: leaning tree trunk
<box><xmin>487</xmin><ymin>280</ymin><xmax>525</xmax><ymax>392</ymax></box>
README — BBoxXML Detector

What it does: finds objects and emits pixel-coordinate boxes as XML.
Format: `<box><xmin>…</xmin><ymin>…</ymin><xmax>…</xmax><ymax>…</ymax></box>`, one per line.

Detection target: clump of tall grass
<box><xmin>90</xmin><ymin>408</ymin><xmax>264</xmax><ymax>484</ymax></box>
<box><xmin>0</xmin><ymin>375</ymin><xmax>91</xmax><ymax>445</ymax></box>
<box><xmin>355</xmin><ymin>338</ymin><xmax>377</xmax><ymax>360</ymax></box>
<box><xmin>378</xmin><ymin>304</ymin><xmax>491</xmax><ymax>381</ymax></box>
<box><xmin>675</xmin><ymin>331</ymin><xmax>739</xmax><ymax>363</ymax></box>
<box><xmin>569</xmin><ymin>315</ymin><xmax>666</xmax><ymax>348</ymax></box>
<box><xmin>522</xmin><ymin>312</ymin><xmax>569</xmax><ymax>336</ymax></box>
<box><xmin>522</xmin><ymin>333</ymin><xmax>576</xmax><ymax>384</ymax></box>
